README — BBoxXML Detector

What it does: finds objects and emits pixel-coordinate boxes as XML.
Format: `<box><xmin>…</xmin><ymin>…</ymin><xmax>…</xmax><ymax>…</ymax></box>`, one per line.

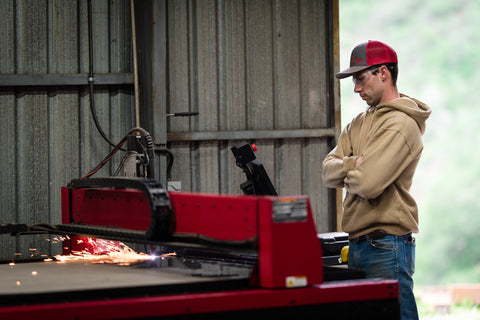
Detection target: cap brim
<box><xmin>335</xmin><ymin>65</ymin><xmax>371</xmax><ymax>79</ymax></box>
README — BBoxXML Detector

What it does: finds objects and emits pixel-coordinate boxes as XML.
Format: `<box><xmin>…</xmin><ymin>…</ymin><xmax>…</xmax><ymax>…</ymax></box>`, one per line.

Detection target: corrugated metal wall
<box><xmin>166</xmin><ymin>0</ymin><xmax>338</xmax><ymax>233</ymax></box>
<box><xmin>0</xmin><ymin>0</ymin><xmax>339</xmax><ymax>259</ymax></box>
<box><xmin>0</xmin><ymin>0</ymin><xmax>136</xmax><ymax>258</ymax></box>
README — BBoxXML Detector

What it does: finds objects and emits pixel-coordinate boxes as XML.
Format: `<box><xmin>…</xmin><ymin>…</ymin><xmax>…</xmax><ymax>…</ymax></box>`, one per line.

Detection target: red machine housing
<box><xmin>0</xmin><ymin>184</ymin><xmax>399</xmax><ymax>320</ymax></box>
<box><xmin>61</xmin><ymin>186</ymin><xmax>324</xmax><ymax>288</ymax></box>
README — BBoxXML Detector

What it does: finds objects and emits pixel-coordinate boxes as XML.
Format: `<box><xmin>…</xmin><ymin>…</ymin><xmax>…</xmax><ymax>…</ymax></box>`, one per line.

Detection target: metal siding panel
<box><xmin>273</xmin><ymin>0</ymin><xmax>301</xmax><ymax>130</ymax></box>
<box><xmin>275</xmin><ymin>140</ymin><xmax>303</xmax><ymax>196</ymax></box>
<box><xmin>299</xmin><ymin>0</ymin><xmax>332</xmax><ymax>231</ymax></box>
<box><xmin>49</xmin><ymin>89</ymin><xmax>81</xmax><ymax>227</ymax></box>
<box><xmin>13</xmin><ymin>0</ymin><xmax>50</xmax><ymax>259</ymax></box>
<box><xmin>50</xmin><ymin>0</ymin><xmax>79</xmax><ymax>73</ymax></box>
<box><xmin>219</xmin><ymin>0</ymin><xmax>247</xmax><ymax>131</ymax></box>
<box><xmin>166</xmin><ymin>0</ymin><xmax>194</xmax><ymax>192</ymax></box>
<box><xmin>192</xmin><ymin>1</ymin><xmax>219</xmax><ymax>192</ymax></box>
<box><xmin>167</xmin><ymin>0</ymin><xmax>191</xmax><ymax>133</ymax></box>
<box><xmin>47</xmin><ymin>0</ymin><xmax>81</xmax><ymax>238</ymax></box>
<box><xmin>78</xmin><ymin>0</ymin><xmax>89</xmax><ymax>73</ymax></box>
<box><xmin>303</xmin><ymin>138</ymin><xmax>332</xmax><ymax>233</ymax></box>
<box><xmin>0</xmin><ymin>93</ymin><xmax>17</xmax><ymax>258</ymax></box>
<box><xmin>169</xmin><ymin>142</ymin><xmax>192</xmax><ymax>192</ymax></box>
<box><xmin>92</xmin><ymin>1</ymin><xmax>110</xmax><ymax>73</ymax></box>
<box><xmin>300</xmin><ymin>0</ymin><xmax>329</xmax><ymax>128</ymax></box>
<box><xmin>198</xmin><ymin>141</ymin><xmax>220</xmax><ymax>193</ymax></box>
<box><xmin>218</xmin><ymin>0</ymin><xmax>247</xmax><ymax>194</ymax></box>
<box><xmin>16</xmin><ymin>91</ymin><xmax>50</xmax><ymax>255</ymax></box>
<box><xmin>110</xmin><ymin>90</ymin><xmax>135</xmax><ymax>152</ymax></box>
<box><xmin>219</xmin><ymin>141</ymin><xmax>230</xmax><ymax>193</ymax></box>
<box><xmin>150</xmin><ymin>0</ymin><xmax>168</xmax><ymax>149</ymax></box>
<box><xmin>194</xmin><ymin>0</ymin><xmax>218</xmax><ymax>132</ymax></box>
<box><xmin>245</xmin><ymin>0</ymin><xmax>274</xmax><ymax>131</ymax></box>
<box><xmin>0</xmin><ymin>1</ymin><xmax>15</xmax><ymax>74</ymax></box>
<box><xmin>271</xmin><ymin>1</ymin><xmax>303</xmax><ymax>203</ymax></box>
<box><xmin>16</xmin><ymin>0</ymin><xmax>48</xmax><ymax>73</ymax></box>
<box><xmin>0</xmin><ymin>0</ymin><xmax>16</xmax><ymax>260</ymax></box>
<box><xmin>109</xmin><ymin>0</ymin><xmax>132</xmax><ymax>73</ymax></box>
<box><xmin>109</xmin><ymin>1</ymin><xmax>135</xmax><ymax>171</ymax></box>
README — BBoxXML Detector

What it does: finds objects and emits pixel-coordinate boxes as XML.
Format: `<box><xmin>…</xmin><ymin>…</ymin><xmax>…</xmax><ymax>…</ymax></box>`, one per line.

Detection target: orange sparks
<box><xmin>162</xmin><ymin>252</ymin><xmax>177</xmax><ymax>257</ymax></box>
<box><xmin>54</xmin><ymin>238</ymin><xmax>159</xmax><ymax>266</ymax></box>
<box><xmin>28</xmin><ymin>248</ymin><xmax>40</xmax><ymax>257</ymax></box>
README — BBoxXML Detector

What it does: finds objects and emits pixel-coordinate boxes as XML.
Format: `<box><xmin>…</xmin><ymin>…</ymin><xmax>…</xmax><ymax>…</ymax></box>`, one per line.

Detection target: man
<box><xmin>322</xmin><ymin>40</ymin><xmax>431</xmax><ymax>320</ymax></box>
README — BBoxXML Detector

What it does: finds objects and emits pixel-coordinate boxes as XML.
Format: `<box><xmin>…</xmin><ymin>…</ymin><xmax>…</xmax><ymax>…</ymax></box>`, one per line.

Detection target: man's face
<box><xmin>352</xmin><ymin>67</ymin><xmax>383</xmax><ymax>107</ymax></box>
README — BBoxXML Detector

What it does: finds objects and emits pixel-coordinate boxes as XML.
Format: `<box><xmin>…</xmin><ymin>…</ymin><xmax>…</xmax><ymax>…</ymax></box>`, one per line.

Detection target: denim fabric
<box><xmin>348</xmin><ymin>233</ymin><xmax>418</xmax><ymax>320</ymax></box>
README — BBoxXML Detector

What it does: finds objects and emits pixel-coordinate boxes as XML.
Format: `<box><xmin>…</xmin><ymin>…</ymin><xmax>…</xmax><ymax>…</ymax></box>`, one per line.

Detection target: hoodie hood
<box><xmin>376</xmin><ymin>93</ymin><xmax>431</xmax><ymax>134</ymax></box>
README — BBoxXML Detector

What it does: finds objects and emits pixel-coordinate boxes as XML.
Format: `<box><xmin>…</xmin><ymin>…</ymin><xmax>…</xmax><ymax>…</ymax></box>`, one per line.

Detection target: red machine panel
<box><xmin>258</xmin><ymin>196</ymin><xmax>324</xmax><ymax>288</ymax></box>
<box><xmin>62</xmin><ymin>187</ymin><xmax>151</xmax><ymax>231</ymax></box>
<box><xmin>169</xmin><ymin>192</ymin><xmax>258</xmax><ymax>244</ymax></box>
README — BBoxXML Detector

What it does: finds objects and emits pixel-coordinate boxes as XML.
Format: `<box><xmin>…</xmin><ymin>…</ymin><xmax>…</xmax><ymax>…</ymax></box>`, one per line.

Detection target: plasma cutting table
<box><xmin>0</xmin><ymin>177</ymin><xmax>400</xmax><ymax>320</ymax></box>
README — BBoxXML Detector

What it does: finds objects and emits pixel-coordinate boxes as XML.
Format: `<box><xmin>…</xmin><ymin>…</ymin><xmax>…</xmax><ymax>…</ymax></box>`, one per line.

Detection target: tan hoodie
<box><xmin>322</xmin><ymin>94</ymin><xmax>431</xmax><ymax>239</ymax></box>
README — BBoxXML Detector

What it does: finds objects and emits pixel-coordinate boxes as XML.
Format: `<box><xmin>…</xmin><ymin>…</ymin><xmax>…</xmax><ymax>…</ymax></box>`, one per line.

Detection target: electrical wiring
<box><xmin>81</xmin><ymin>137</ymin><xmax>128</xmax><ymax>179</ymax></box>
<box><xmin>135</xmin><ymin>139</ymin><xmax>150</xmax><ymax>167</ymax></box>
<box><xmin>80</xmin><ymin>128</ymin><xmax>154</xmax><ymax>179</ymax></box>
<box><xmin>112</xmin><ymin>152</ymin><xmax>131</xmax><ymax>176</ymax></box>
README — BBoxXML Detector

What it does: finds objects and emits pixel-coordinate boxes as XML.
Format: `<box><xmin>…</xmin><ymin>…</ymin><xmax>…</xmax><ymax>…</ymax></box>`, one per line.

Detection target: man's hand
<box><xmin>355</xmin><ymin>155</ymin><xmax>363</xmax><ymax>167</ymax></box>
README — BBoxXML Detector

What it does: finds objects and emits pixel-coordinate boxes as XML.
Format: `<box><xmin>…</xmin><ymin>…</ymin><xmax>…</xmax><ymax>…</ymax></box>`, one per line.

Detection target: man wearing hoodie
<box><xmin>322</xmin><ymin>41</ymin><xmax>431</xmax><ymax>320</ymax></box>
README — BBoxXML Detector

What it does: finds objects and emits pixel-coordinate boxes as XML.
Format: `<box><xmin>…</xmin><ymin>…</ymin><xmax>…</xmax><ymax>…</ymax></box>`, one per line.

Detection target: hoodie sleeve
<box><xmin>322</xmin><ymin>125</ymin><xmax>360</xmax><ymax>188</ymax></box>
<box><xmin>344</xmin><ymin>114</ymin><xmax>423</xmax><ymax>199</ymax></box>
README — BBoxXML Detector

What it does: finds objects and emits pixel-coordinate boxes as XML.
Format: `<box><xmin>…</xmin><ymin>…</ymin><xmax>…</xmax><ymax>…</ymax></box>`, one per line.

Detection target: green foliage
<box><xmin>339</xmin><ymin>0</ymin><xmax>480</xmax><ymax>285</ymax></box>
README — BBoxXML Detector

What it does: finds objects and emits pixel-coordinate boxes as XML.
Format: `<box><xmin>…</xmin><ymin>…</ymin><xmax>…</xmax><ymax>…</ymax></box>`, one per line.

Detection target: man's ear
<box><xmin>379</xmin><ymin>65</ymin><xmax>388</xmax><ymax>81</ymax></box>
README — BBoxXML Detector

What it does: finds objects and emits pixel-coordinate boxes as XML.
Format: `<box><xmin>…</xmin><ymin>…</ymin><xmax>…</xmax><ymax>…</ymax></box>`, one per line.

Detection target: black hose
<box><xmin>87</xmin><ymin>0</ymin><xmax>119</xmax><ymax>149</ymax></box>
<box><xmin>155</xmin><ymin>147</ymin><xmax>174</xmax><ymax>180</ymax></box>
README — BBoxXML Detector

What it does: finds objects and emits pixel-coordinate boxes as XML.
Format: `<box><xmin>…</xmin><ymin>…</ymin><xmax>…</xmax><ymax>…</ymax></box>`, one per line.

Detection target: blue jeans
<box><xmin>348</xmin><ymin>233</ymin><xmax>418</xmax><ymax>320</ymax></box>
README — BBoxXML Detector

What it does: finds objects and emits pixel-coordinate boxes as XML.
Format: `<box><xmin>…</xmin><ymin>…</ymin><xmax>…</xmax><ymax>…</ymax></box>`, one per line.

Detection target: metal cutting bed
<box><xmin>0</xmin><ymin>256</ymin><xmax>251</xmax><ymax>306</ymax></box>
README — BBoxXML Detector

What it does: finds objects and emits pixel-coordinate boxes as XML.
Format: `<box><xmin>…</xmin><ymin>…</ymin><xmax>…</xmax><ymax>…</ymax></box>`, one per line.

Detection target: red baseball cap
<box><xmin>336</xmin><ymin>40</ymin><xmax>398</xmax><ymax>79</ymax></box>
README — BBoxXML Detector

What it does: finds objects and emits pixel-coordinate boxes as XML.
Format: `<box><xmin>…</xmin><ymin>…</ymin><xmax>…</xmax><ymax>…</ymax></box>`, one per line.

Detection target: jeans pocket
<box><xmin>370</xmin><ymin>237</ymin><xmax>395</xmax><ymax>250</ymax></box>
<box><xmin>366</xmin><ymin>237</ymin><xmax>398</xmax><ymax>279</ymax></box>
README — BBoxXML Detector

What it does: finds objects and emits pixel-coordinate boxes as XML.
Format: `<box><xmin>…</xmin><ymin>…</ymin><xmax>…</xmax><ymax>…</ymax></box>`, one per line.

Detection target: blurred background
<box><xmin>338</xmin><ymin>0</ymin><xmax>480</xmax><ymax>317</ymax></box>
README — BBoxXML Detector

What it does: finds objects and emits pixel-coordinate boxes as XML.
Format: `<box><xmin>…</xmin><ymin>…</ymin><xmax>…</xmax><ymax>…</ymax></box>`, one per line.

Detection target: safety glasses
<box><xmin>352</xmin><ymin>67</ymin><xmax>380</xmax><ymax>85</ymax></box>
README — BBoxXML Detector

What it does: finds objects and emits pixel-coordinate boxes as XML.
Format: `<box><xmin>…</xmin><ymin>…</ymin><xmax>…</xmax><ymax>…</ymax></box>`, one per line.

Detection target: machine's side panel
<box><xmin>258</xmin><ymin>196</ymin><xmax>323</xmax><ymax>288</ymax></box>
